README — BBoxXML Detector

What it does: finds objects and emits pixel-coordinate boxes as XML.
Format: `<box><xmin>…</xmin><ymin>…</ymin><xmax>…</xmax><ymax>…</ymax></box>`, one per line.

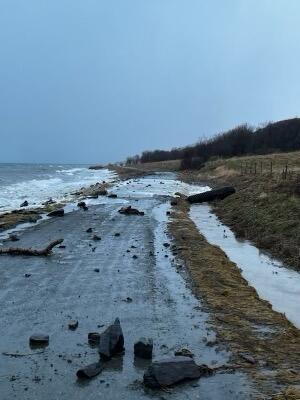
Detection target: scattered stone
<box><xmin>43</xmin><ymin>198</ymin><xmax>55</xmax><ymax>206</ymax></box>
<box><xmin>124</xmin><ymin>297</ymin><xmax>132</xmax><ymax>302</ymax></box>
<box><xmin>170</xmin><ymin>200</ymin><xmax>177</xmax><ymax>206</ymax></box>
<box><xmin>94</xmin><ymin>268</ymin><xmax>100</xmax><ymax>273</ymax></box>
<box><xmin>132</xmin><ymin>255</ymin><xmax>138</xmax><ymax>259</ymax></box>
<box><xmin>108</xmin><ymin>194</ymin><xmax>117</xmax><ymax>198</ymax></box>
<box><xmin>98</xmin><ymin>318</ymin><xmax>124</xmax><ymax>360</ymax></box>
<box><xmin>9</xmin><ymin>234</ymin><xmax>19</xmax><ymax>242</ymax></box>
<box><xmin>29</xmin><ymin>334</ymin><xmax>49</xmax><ymax>346</ymax></box>
<box><xmin>24</xmin><ymin>273</ymin><xmax>31</xmax><ymax>278</ymax></box>
<box><xmin>166</xmin><ymin>211</ymin><xmax>171</xmax><ymax>216</ymax></box>
<box><xmin>76</xmin><ymin>362</ymin><xmax>104</xmax><ymax>379</ymax></box>
<box><xmin>163</xmin><ymin>243</ymin><xmax>170</xmax><ymax>248</ymax></box>
<box><xmin>98</xmin><ymin>189</ymin><xmax>108</xmax><ymax>196</ymax></box>
<box><xmin>47</xmin><ymin>209</ymin><xmax>64</xmax><ymax>217</ymax></box>
<box><xmin>174</xmin><ymin>348</ymin><xmax>194</xmax><ymax>358</ymax></box>
<box><xmin>77</xmin><ymin>201</ymin><xmax>88</xmax><ymax>211</ymax></box>
<box><xmin>114</xmin><ymin>233</ymin><xmax>120</xmax><ymax>237</ymax></box>
<box><xmin>86</xmin><ymin>227</ymin><xmax>93</xmax><ymax>233</ymax></box>
<box><xmin>20</xmin><ymin>200</ymin><xmax>28</xmax><ymax>207</ymax></box>
<box><xmin>92</xmin><ymin>235</ymin><xmax>101</xmax><ymax>241</ymax></box>
<box><xmin>88</xmin><ymin>332</ymin><xmax>101</xmax><ymax>344</ymax></box>
<box><xmin>58</xmin><ymin>245</ymin><xmax>66</xmax><ymax>249</ymax></box>
<box><xmin>68</xmin><ymin>320</ymin><xmax>79</xmax><ymax>330</ymax></box>
<box><xmin>143</xmin><ymin>357</ymin><xmax>212</xmax><ymax>388</ymax></box>
<box><xmin>118</xmin><ymin>206</ymin><xmax>144</xmax><ymax>216</ymax></box>
<box><xmin>134</xmin><ymin>338</ymin><xmax>153</xmax><ymax>359</ymax></box>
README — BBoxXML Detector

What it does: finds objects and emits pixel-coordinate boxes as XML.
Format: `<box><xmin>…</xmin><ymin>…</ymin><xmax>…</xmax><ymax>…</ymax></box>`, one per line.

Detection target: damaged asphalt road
<box><xmin>0</xmin><ymin>176</ymin><xmax>258</xmax><ymax>399</ymax></box>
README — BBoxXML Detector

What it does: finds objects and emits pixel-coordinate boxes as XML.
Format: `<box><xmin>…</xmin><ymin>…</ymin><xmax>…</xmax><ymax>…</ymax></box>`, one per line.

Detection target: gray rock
<box><xmin>20</xmin><ymin>200</ymin><xmax>28</xmax><ymax>207</ymax></box>
<box><xmin>86</xmin><ymin>227</ymin><xmax>93</xmax><ymax>233</ymax></box>
<box><xmin>143</xmin><ymin>357</ymin><xmax>212</xmax><ymax>388</ymax></box>
<box><xmin>68</xmin><ymin>320</ymin><xmax>78</xmax><ymax>330</ymax></box>
<box><xmin>98</xmin><ymin>318</ymin><xmax>124</xmax><ymax>360</ymax></box>
<box><xmin>29</xmin><ymin>334</ymin><xmax>49</xmax><ymax>346</ymax></box>
<box><xmin>92</xmin><ymin>235</ymin><xmax>101</xmax><ymax>241</ymax></box>
<box><xmin>76</xmin><ymin>362</ymin><xmax>104</xmax><ymax>379</ymax></box>
<box><xmin>9</xmin><ymin>234</ymin><xmax>19</xmax><ymax>242</ymax></box>
<box><xmin>134</xmin><ymin>338</ymin><xmax>153</xmax><ymax>359</ymax></box>
<box><xmin>88</xmin><ymin>332</ymin><xmax>101</xmax><ymax>344</ymax></box>
<box><xmin>118</xmin><ymin>206</ymin><xmax>144</xmax><ymax>216</ymax></box>
<box><xmin>47</xmin><ymin>209</ymin><xmax>64</xmax><ymax>217</ymax></box>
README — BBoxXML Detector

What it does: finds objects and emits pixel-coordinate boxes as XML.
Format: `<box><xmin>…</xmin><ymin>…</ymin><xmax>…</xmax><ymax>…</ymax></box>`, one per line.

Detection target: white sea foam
<box><xmin>0</xmin><ymin>166</ymin><xmax>116</xmax><ymax>213</ymax></box>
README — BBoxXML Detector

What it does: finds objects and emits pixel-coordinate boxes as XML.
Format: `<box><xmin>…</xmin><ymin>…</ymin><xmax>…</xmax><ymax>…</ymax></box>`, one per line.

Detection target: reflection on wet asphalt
<box><xmin>0</xmin><ymin>175</ymin><xmax>256</xmax><ymax>399</ymax></box>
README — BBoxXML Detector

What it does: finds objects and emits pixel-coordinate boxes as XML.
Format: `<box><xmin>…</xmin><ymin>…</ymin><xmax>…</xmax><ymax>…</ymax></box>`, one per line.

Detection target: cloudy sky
<box><xmin>0</xmin><ymin>0</ymin><xmax>300</xmax><ymax>163</ymax></box>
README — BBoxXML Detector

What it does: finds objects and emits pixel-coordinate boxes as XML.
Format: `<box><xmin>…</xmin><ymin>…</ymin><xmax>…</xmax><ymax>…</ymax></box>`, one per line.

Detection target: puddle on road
<box><xmin>190</xmin><ymin>204</ymin><xmax>300</xmax><ymax>328</ymax></box>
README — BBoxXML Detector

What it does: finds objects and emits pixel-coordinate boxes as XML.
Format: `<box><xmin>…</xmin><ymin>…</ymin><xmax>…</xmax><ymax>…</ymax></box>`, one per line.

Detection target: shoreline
<box><xmin>0</xmin><ymin>165</ymin><xmax>299</xmax><ymax>397</ymax></box>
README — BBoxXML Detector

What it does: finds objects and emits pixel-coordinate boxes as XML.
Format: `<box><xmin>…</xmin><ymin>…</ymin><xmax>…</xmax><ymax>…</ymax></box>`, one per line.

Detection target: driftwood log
<box><xmin>0</xmin><ymin>239</ymin><xmax>64</xmax><ymax>256</ymax></box>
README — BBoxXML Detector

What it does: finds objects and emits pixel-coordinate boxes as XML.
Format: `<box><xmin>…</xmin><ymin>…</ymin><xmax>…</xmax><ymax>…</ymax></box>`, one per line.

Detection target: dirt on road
<box><xmin>0</xmin><ymin>175</ymin><xmax>258</xmax><ymax>399</ymax></box>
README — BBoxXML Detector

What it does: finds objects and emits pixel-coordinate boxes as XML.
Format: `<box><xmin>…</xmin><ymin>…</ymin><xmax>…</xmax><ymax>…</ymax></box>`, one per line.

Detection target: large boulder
<box><xmin>187</xmin><ymin>187</ymin><xmax>235</xmax><ymax>203</ymax></box>
<box><xmin>98</xmin><ymin>318</ymin><xmax>124</xmax><ymax>360</ymax></box>
<box><xmin>143</xmin><ymin>357</ymin><xmax>212</xmax><ymax>388</ymax></box>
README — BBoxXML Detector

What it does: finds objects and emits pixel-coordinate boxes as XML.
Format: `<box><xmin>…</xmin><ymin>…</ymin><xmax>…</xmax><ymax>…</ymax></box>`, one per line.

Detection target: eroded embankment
<box><xmin>179</xmin><ymin>169</ymin><xmax>300</xmax><ymax>272</ymax></box>
<box><xmin>168</xmin><ymin>198</ymin><xmax>300</xmax><ymax>393</ymax></box>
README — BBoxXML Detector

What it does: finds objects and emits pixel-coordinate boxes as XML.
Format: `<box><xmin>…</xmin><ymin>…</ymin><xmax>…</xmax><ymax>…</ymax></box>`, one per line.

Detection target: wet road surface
<box><xmin>0</xmin><ymin>175</ymin><xmax>257</xmax><ymax>399</ymax></box>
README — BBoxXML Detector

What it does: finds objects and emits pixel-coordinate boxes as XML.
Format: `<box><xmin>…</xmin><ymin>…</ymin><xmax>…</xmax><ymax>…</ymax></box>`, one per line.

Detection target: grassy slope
<box><xmin>180</xmin><ymin>151</ymin><xmax>300</xmax><ymax>271</ymax></box>
<box><xmin>134</xmin><ymin>151</ymin><xmax>300</xmax><ymax>270</ymax></box>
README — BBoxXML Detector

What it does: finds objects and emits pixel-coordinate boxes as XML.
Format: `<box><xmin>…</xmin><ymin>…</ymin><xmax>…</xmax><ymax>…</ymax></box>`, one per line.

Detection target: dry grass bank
<box><xmin>168</xmin><ymin>199</ymin><xmax>300</xmax><ymax>394</ymax></box>
<box><xmin>179</xmin><ymin>151</ymin><xmax>300</xmax><ymax>271</ymax></box>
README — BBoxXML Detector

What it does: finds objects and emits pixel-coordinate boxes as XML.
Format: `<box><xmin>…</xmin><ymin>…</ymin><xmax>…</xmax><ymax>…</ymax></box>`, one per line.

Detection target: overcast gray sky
<box><xmin>0</xmin><ymin>1</ymin><xmax>300</xmax><ymax>163</ymax></box>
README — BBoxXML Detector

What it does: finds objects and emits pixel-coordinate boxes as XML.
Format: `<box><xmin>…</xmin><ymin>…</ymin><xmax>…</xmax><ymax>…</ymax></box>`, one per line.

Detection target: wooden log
<box><xmin>0</xmin><ymin>239</ymin><xmax>64</xmax><ymax>256</ymax></box>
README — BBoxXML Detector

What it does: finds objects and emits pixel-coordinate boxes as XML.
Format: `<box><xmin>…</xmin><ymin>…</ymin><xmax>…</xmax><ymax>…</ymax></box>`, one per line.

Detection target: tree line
<box><xmin>125</xmin><ymin>118</ymin><xmax>300</xmax><ymax>169</ymax></box>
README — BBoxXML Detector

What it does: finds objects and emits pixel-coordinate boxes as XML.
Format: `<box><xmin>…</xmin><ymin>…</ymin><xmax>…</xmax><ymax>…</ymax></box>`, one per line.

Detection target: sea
<box><xmin>0</xmin><ymin>163</ymin><xmax>115</xmax><ymax>214</ymax></box>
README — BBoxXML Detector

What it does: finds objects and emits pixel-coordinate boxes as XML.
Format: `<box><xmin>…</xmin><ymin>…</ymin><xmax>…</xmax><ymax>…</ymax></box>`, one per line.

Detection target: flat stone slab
<box><xmin>76</xmin><ymin>362</ymin><xmax>104</xmax><ymax>379</ymax></box>
<box><xmin>143</xmin><ymin>356</ymin><xmax>212</xmax><ymax>388</ymax></box>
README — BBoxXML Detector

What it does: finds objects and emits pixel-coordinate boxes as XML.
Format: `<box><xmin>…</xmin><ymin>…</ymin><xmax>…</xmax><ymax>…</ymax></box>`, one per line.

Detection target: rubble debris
<box><xmin>134</xmin><ymin>338</ymin><xmax>153</xmax><ymax>359</ymax></box>
<box><xmin>92</xmin><ymin>234</ymin><xmax>101</xmax><ymax>241</ymax></box>
<box><xmin>98</xmin><ymin>318</ymin><xmax>124</xmax><ymax>360</ymax></box>
<box><xmin>29</xmin><ymin>334</ymin><xmax>49</xmax><ymax>346</ymax></box>
<box><xmin>143</xmin><ymin>357</ymin><xmax>212</xmax><ymax>388</ymax></box>
<box><xmin>118</xmin><ymin>206</ymin><xmax>144</xmax><ymax>216</ymax></box>
<box><xmin>68</xmin><ymin>320</ymin><xmax>79</xmax><ymax>331</ymax></box>
<box><xmin>9</xmin><ymin>234</ymin><xmax>19</xmax><ymax>242</ymax></box>
<box><xmin>76</xmin><ymin>362</ymin><xmax>104</xmax><ymax>379</ymax></box>
<box><xmin>77</xmin><ymin>201</ymin><xmax>88</xmax><ymax>211</ymax></box>
<box><xmin>174</xmin><ymin>348</ymin><xmax>194</xmax><ymax>358</ymax></box>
